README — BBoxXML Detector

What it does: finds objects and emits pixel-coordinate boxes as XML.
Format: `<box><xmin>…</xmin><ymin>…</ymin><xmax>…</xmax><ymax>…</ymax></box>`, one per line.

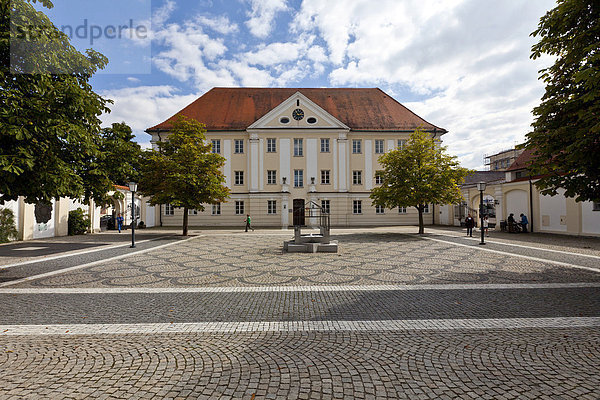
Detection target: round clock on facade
<box><xmin>292</xmin><ymin>108</ymin><xmax>305</xmax><ymax>121</ymax></box>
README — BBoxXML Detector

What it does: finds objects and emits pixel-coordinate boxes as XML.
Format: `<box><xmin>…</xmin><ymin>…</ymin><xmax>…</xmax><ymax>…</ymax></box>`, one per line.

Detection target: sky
<box><xmin>38</xmin><ymin>0</ymin><xmax>557</xmax><ymax>169</ymax></box>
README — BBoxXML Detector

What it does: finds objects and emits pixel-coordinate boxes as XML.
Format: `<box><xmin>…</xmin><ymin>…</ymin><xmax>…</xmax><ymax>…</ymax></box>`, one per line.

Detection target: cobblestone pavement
<box><xmin>1</xmin><ymin>228</ymin><xmax>599</xmax><ymax>399</ymax></box>
<box><xmin>7</xmin><ymin>231</ymin><xmax>600</xmax><ymax>288</ymax></box>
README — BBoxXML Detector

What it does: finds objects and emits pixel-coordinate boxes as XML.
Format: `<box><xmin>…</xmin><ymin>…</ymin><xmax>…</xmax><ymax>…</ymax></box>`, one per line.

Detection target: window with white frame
<box><xmin>267</xmin><ymin>138</ymin><xmax>276</xmax><ymax>153</ymax></box>
<box><xmin>375</xmin><ymin>205</ymin><xmax>385</xmax><ymax>214</ymax></box>
<box><xmin>235</xmin><ymin>201</ymin><xmax>244</xmax><ymax>215</ymax></box>
<box><xmin>188</xmin><ymin>209</ymin><xmax>198</xmax><ymax>215</ymax></box>
<box><xmin>267</xmin><ymin>170</ymin><xmax>277</xmax><ymax>185</ymax></box>
<box><xmin>321</xmin><ymin>170</ymin><xmax>330</xmax><ymax>185</ymax></box>
<box><xmin>211</xmin><ymin>203</ymin><xmax>221</xmax><ymax>215</ymax></box>
<box><xmin>267</xmin><ymin>200</ymin><xmax>277</xmax><ymax>214</ymax></box>
<box><xmin>423</xmin><ymin>204</ymin><xmax>430</xmax><ymax>213</ymax></box>
<box><xmin>235</xmin><ymin>171</ymin><xmax>244</xmax><ymax>185</ymax></box>
<box><xmin>398</xmin><ymin>206</ymin><xmax>407</xmax><ymax>214</ymax></box>
<box><xmin>164</xmin><ymin>204</ymin><xmax>174</xmax><ymax>215</ymax></box>
<box><xmin>353</xmin><ymin>170</ymin><xmax>362</xmax><ymax>185</ymax></box>
<box><xmin>234</xmin><ymin>139</ymin><xmax>244</xmax><ymax>154</ymax></box>
<box><xmin>320</xmin><ymin>138</ymin><xmax>330</xmax><ymax>153</ymax></box>
<box><xmin>353</xmin><ymin>200</ymin><xmax>362</xmax><ymax>214</ymax></box>
<box><xmin>398</xmin><ymin>139</ymin><xmax>406</xmax><ymax>150</ymax></box>
<box><xmin>294</xmin><ymin>169</ymin><xmax>304</xmax><ymax>187</ymax></box>
<box><xmin>294</xmin><ymin>138</ymin><xmax>303</xmax><ymax>156</ymax></box>
<box><xmin>375</xmin><ymin>140</ymin><xmax>384</xmax><ymax>154</ymax></box>
<box><xmin>321</xmin><ymin>200</ymin><xmax>330</xmax><ymax>214</ymax></box>
<box><xmin>375</xmin><ymin>171</ymin><xmax>383</xmax><ymax>185</ymax></box>
<box><xmin>352</xmin><ymin>139</ymin><xmax>362</xmax><ymax>154</ymax></box>
<box><xmin>211</xmin><ymin>139</ymin><xmax>221</xmax><ymax>154</ymax></box>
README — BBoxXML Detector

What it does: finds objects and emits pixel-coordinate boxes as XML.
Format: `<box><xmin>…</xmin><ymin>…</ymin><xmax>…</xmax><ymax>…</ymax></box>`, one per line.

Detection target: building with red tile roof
<box><xmin>145</xmin><ymin>87</ymin><xmax>448</xmax><ymax>228</ymax></box>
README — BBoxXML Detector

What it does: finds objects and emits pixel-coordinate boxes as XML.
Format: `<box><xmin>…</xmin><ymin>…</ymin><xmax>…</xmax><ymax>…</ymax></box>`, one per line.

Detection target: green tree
<box><xmin>79</xmin><ymin>122</ymin><xmax>142</xmax><ymax>206</ymax></box>
<box><xmin>0</xmin><ymin>208</ymin><xmax>18</xmax><ymax>243</ymax></box>
<box><xmin>526</xmin><ymin>0</ymin><xmax>600</xmax><ymax>202</ymax></box>
<box><xmin>0</xmin><ymin>0</ymin><xmax>117</xmax><ymax>205</ymax></box>
<box><xmin>68</xmin><ymin>208</ymin><xmax>90</xmax><ymax>236</ymax></box>
<box><xmin>370</xmin><ymin>129</ymin><xmax>471</xmax><ymax>234</ymax></box>
<box><xmin>138</xmin><ymin>116</ymin><xmax>230</xmax><ymax>236</ymax></box>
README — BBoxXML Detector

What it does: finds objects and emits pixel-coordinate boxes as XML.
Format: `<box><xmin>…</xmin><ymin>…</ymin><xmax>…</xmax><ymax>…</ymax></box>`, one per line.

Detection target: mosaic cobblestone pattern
<box><xmin>1</xmin><ymin>329</ymin><xmax>598</xmax><ymax>399</ymax></box>
<box><xmin>14</xmin><ymin>233</ymin><xmax>600</xmax><ymax>288</ymax></box>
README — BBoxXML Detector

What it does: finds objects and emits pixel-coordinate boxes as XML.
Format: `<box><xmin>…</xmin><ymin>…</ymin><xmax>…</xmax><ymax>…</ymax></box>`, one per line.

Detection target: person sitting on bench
<box><xmin>507</xmin><ymin>213</ymin><xmax>520</xmax><ymax>233</ymax></box>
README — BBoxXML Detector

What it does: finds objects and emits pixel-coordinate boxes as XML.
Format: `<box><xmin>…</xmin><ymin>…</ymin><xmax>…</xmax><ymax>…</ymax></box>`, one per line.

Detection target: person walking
<box><xmin>483</xmin><ymin>215</ymin><xmax>489</xmax><ymax>237</ymax></box>
<box><xmin>465</xmin><ymin>214</ymin><xmax>475</xmax><ymax>237</ymax></box>
<box><xmin>520</xmin><ymin>213</ymin><xmax>529</xmax><ymax>233</ymax></box>
<box><xmin>244</xmin><ymin>214</ymin><xmax>255</xmax><ymax>232</ymax></box>
<box><xmin>117</xmin><ymin>213</ymin><xmax>124</xmax><ymax>233</ymax></box>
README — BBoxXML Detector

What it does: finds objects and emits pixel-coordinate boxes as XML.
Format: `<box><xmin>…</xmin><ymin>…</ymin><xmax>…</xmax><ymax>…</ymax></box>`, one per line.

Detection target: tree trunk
<box><xmin>182</xmin><ymin>207</ymin><xmax>189</xmax><ymax>236</ymax></box>
<box><xmin>418</xmin><ymin>205</ymin><xmax>424</xmax><ymax>234</ymax></box>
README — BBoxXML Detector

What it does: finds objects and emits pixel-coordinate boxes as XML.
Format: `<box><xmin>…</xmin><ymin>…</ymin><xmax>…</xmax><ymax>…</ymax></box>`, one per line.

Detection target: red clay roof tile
<box><xmin>147</xmin><ymin>88</ymin><xmax>446</xmax><ymax>133</ymax></box>
<box><xmin>506</xmin><ymin>148</ymin><xmax>535</xmax><ymax>171</ymax></box>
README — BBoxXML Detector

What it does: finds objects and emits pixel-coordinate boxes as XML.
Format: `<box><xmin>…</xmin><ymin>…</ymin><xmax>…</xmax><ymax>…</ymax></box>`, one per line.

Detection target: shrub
<box><xmin>68</xmin><ymin>208</ymin><xmax>90</xmax><ymax>236</ymax></box>
<box><xmin>138</xmin><ymin>221</ymin><xmax>145</xmax><ymax>229</ymax></box>
<box><xmin>0</xmin><ymin>208</ymin><xmax>18</xmax><ymax>243</ymax></box>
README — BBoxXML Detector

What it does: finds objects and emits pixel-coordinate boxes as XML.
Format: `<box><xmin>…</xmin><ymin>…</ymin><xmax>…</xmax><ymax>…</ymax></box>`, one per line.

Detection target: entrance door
<box><xmin>293</xmin><ymin>199</ymin><xmax>305</xmax><ymax>226</ymax></box>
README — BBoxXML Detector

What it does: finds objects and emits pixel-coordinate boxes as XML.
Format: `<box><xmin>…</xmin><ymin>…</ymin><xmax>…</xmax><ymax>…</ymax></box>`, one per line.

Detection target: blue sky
<box><xmin>38</xmin><ymin>0</ymin><xmax>557</xmax><ymax>169</ymax></box>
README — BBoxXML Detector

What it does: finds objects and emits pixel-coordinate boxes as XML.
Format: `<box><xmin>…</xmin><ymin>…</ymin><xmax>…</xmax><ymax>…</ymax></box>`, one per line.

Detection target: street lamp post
<box><xmin>128</xmin><ymin>182</ymin><xmax>137</xmax><ymax>248</ymax></box>
<box><xmin>477</xmin><ymin>182</ymin><xmax>486</xmax><ymax>245</ymax></box>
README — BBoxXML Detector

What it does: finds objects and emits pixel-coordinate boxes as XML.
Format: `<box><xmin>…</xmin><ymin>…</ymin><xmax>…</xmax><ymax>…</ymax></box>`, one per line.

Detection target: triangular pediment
<box><xmin>248</xmin><ymin>91</ymin><xmax>349</xmax><ymax>130</ymax></box>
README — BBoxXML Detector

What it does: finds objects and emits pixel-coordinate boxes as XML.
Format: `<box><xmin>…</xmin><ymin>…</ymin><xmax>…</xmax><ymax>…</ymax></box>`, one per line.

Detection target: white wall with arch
<box><xmin>505</xmin><ymin>189</ymin><xmax>529</xmax><ymax>221</ymax></box>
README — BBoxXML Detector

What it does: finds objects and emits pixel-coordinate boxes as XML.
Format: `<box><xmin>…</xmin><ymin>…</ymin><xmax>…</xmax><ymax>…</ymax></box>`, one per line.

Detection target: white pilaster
<box><xmin>338</xmin><ymin>136</ymin><xmax>348</xmax><ymax>192</ymax></box>
<box><xmin>306</xmin><ymin>138</ymin><xmax>318</xmax><ymax>187</ymax></box>
<box><xmin>386</xmin><ymin>139</ymin><xmax>394</xmax><ymax>152</ymax></box>
<box><xmin>333</xmin><ymin>139</ymin><xmax>338</xmax><ymax>190</ymax></box>
<box><xmin>250</xmin><ymin>134</ymin><xmax>259</xmax><ymax>192</ymax></box>
<box><xmin>365</xmin><ymin>140</ymin><xmax>373</xmax><ymax>191</ymax></box>
<box><xmin>494</xmin><ymin>187</ymin><xmax>504</xmax><ymax>231</ymax></box>
<box><xmin>223</xmin><ymin>139</ymin><xmax>232</xmax><ymax>189</ymax></box>
<box><xmin>281</xmin><ymin>195</ymin><xmax>289</xmax><ymax>227</ymax></box>
<box><xmin>280</xmin><ymin>138</ymin><xmax>291</xmax><ymax>186</ymax></box>
<box><xmin>259</xmin><ymin>138</ymin><xmax>264</xmax><ymax>191</ymax></box>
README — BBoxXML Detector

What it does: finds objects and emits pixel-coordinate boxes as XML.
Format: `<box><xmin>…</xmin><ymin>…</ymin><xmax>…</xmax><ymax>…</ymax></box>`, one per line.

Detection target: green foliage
<box><xmin>138</xmin><ymin>116</ymin><xmax>230</xmax><ymax>235</ymax></box>
<box><xmin>526</xmin><ymin>0</ymin><xmax>600</xmax><ymax>202</ymax></box>
<box><xmin>0</xmin><ymin>208</ymin><xmax>18</xmax><ymax>243</ymax></box>
<box><xmin>67</xmin><ymin>208</ymin><xmax>90</xmax><ymax>236</ymax></box>
<box><xmin>0</xmin><ymin>0</ymin><xmax>136</xmax><ymax>205</ymax></box>
<box><xmin>370</xmin><ymin>129</ymin><xmax>472</xmax><ymax>234</ymax></box>
<box><xmin>79</xmin><ymin>122</ymin><xmax>142</xmax><ymax>206</ymax></box>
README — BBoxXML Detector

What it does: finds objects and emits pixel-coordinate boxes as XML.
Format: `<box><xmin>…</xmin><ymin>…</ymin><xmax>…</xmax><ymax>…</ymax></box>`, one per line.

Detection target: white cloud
<box><xmin>245</xmin><ymin>0</ymin><xmax>288</xmax><ymax>38</ymax></box>
<box><xmin>292</xmin><ymin>0</ymin><xmax>555</xmax><ymax>168</ymax></box>
<box><xmin>100</xmin><ymin>86</ymin><xmax>200</xmax><ymax>144</ymax></box>
<box><xmin>195</xmin><ymin>15</ymin><xmax>239</xmax><ymax>35</ymax></box>
<box><xmin>152</xmin><ymin>0</ymin><xmax>176</xmax><ymax>28</ymax></box>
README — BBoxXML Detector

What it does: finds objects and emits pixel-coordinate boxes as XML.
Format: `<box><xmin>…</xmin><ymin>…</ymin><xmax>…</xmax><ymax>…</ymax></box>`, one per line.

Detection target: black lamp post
<box><xmin>477</xmin><ymin>182</ymin><xmax>486</xmax><ymax>245</ymax></box>
<box><xmin>128</xmin><ymin>182</ymin><xmax>137</xmax><ymax>248</ymax></box>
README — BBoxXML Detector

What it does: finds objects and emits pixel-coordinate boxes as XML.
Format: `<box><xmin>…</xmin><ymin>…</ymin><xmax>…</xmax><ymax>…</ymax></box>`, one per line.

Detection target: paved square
<box><xmin>1</xmin><ymin>227</ymin><xmax>599</xmax><ymax>399</ymax></box>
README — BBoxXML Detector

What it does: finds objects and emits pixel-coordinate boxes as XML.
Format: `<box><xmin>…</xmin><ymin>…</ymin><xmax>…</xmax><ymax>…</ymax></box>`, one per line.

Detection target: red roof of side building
<box><xmin>147</xmin><ymin>87</ymin><xmax>447</xmax><ymax>133</ymax></box>
<box><xmin>506</xmin><ymin>148</ymin><xmax>535</xmax><ymax>171</ymax></box>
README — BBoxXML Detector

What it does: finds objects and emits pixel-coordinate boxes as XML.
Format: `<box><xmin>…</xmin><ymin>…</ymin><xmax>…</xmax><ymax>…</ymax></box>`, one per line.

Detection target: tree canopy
<box><xmin>138</xmin><ymin>116</ymin><xmax>230</xmax><ymax>236</ymax></box>
<box><xmin>526</xmin><ymin>0</ymin><xmax>600</xmax><ymax>202</ymax></box>
<box><xmin>370</xmin><ymin>129</ymin><xmax>471</xmax><ymax>234</ymax></box>
<box><xmin>0</xmin><ymin>0</ymin><xmax>132</xmax><ymax>205</ymax></box>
